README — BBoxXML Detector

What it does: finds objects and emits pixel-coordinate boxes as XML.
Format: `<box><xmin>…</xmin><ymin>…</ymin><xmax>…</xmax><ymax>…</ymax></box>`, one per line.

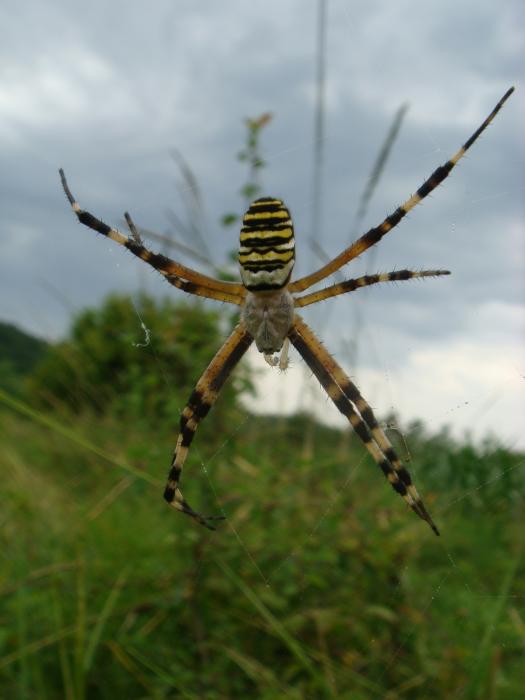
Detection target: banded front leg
<box><xmin>164</xmin><ymin>322</ymin><xmax>253</xmax><ymax>529</ymax></box>
<box><xmin>59</xmin><ymin>169</ymin><xmax>246</xmax><ymax>304</ymax></box>
<box><xmin>289</xmin><ymin>87</ymin><xmax>514</xmax><ymax>294</ymax></box>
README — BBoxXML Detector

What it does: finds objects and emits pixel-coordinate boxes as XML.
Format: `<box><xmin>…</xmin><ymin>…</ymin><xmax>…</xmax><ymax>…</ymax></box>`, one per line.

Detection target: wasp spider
<box><xmin>60</xmin><ymin>87</ymin><xmax>514</xmax><ymax>535</ymax></box>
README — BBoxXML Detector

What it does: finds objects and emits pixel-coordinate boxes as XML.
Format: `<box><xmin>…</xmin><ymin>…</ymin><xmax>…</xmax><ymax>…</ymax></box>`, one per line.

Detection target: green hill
<box><xmin>0</xmin><ymin>321</ymin><xmax>48</xmax><ymax>393</ymax></box>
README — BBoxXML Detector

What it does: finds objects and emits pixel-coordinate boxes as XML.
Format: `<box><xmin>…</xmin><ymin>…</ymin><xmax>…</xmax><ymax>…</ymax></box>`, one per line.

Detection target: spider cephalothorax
<box><xmin>242</xmin><ymin>288</ymin><xmax>295</xmax><ymax>356</ymax></box>
<box><xmin>60</xmin><ymin>86</ymin><xmax>514</xmax><ymax>535</ymax></box>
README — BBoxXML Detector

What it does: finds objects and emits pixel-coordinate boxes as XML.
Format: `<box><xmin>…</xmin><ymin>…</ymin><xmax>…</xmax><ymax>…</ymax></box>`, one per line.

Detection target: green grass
<box><xmin>1</xmin><ymin>389</ymin><xmax>524</xmax><ymax>699</ymax></box>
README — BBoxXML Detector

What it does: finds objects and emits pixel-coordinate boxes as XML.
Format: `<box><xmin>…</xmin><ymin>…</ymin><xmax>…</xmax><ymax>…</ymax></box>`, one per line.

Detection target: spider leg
<box><xmin>163</xmin><ymin>321</ymin><xmax>253</xmax><ymax>529</ymax></box>
<box><xmin>59</xmin><ymin>169</ymin><xmax>246</xmax><ymax>304</ymax></box>
<box><xmin>164</xmin><ymin>273</ymin><xmax>244</xmax><ymax>305</ymax></box>
<box><xmin>288</xmin><ymin>315</ymin><xmax>439</xmax><ymax>535</ymax></box>
<box><xmin>294</xmin><ymin>268</ymin><xmax>450</xmax><ymax>307</ymax></box>
<box><xmin>289</xmin><ymin>87</ymin><xmax>514</xmax><ymax>293</ymax></box>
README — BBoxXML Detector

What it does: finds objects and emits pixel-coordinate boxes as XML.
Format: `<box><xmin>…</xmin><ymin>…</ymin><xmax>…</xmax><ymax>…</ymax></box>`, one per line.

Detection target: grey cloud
<box><xmin>0</xmin><ymin>0</ymin><xmax>522</xmax><ymax>443</ymax></box>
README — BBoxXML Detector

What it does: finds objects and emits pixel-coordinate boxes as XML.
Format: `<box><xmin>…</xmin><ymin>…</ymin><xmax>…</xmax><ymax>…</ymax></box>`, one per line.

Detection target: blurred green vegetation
<box><xmin>0</xmin><ymin>322</ymin><xmax>48</xmax><ymax>396</ymax></box>
<box><xmin>1</xmin><ymin>294</ymin><xmax>524</xmax><ymax>699</ymax></box>
<box><xmin>26</xmin><ymin>294</ymin><xmax>248</xmax><ymax>431</ymax></box>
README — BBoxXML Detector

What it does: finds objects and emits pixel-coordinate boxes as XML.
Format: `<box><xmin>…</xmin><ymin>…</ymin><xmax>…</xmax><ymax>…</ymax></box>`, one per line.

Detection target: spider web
<box><xmin>119</xmin><ymin>111</ymin><xmax>524</xmax><ymax>695</ymax></box>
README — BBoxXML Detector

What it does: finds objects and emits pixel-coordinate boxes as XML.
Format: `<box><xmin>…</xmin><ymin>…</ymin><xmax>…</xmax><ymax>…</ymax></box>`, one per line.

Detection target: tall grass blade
<box><xmin>51</xmin><ymin>586</ymin><xmax>75</xmax><ymax>700</ymax></box>
<box><xmin>465</xmin><ymin>535</ymin><xmax>524</xmax><ymax>699</ymax></box>
<box><xmin>15</xmin><ymin>585</ymin><xmax>30</xmax><ymax>698</ymax></box>
<box><xmin>221</xmin><ymin>645</ymin><xmax>298</xmax><ymax>698</ymax></box>
<box><xmin>82</xmin><ymin>567</ymin><xmax>129</xmax><ymax>674</ymax></box>
<box><xmin>0</xmin><ymin>388</ymin><xmax>159</xmax><ymax>486</ymax></box>
<box><xmin>349</xmin><ymin>102</ymin><xmax>408</xmax><ymax>241</ymax></box>
<box><xmin>124</xmin><ymin>646</ymin><xmax>200</xmax><ymax>700</ymax></box>
<box><xmin>216</xmin><ymin>557</ymin><xmax>329</xmax><ymax>690</ymax></box>
<box><xmin>106</xmin><ymin>641</ymin><xmax>160</xmax><ymax>697</ymax></box>
<box><xmin>74</xmin><ymin>559</ymin><xmax>87</xmax><ymax>700</ymax></box>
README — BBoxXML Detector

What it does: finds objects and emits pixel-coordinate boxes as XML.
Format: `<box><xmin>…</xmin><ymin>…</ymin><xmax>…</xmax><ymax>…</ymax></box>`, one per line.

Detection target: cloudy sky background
<box><xmin>1</xmin><ymin>0</ymin><xmax>523</xmax><ymax>448</ymax></box>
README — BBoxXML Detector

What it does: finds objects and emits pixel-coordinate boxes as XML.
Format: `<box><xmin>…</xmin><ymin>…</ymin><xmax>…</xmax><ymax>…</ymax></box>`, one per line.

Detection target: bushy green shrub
<box><xmin>27</xmin><ymin>294</ymin><xmax>250</xmax><ymax>429</ymax></box>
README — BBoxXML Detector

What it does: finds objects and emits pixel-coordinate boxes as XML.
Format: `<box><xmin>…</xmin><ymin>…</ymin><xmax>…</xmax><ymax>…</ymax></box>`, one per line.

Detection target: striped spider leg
<box><xmin>289</xmin><ymin>86</ymin><xmax>515</xmax><ymax>295</ymax></box>
<box><xmin>294</xmin><ymin>268</ymin><xmax>451</xmax><ymax>308</ymax></box>
<box><xmin>60</xmin><ymin>87</ymin><xmax>513</xmax><ymax>533</ymax></box>
<box><xmin>288</xmin><ymin>316</ymin><xmax>439</xmax><ymax>534</ymax></box>
<box><xmin>163</xmin><ymin>322</ymin><xmax>253</xmax><ymax>529</ymax></box>
<box><xmin>60</xmin><ymin>170</ymin><xmax>250</xmax><ymax>527</ymax></box>
<box><xmin>59</xmin><ymin>169</ymin><xmax>246</xmax><ymax>306</ymax></box>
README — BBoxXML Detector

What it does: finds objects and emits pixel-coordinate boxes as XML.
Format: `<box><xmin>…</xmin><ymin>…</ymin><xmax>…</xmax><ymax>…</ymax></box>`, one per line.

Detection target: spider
<box><xmin>60</xmin><ymin>86</ymin><xmax>513</xmax><ymax>535</ymax></box>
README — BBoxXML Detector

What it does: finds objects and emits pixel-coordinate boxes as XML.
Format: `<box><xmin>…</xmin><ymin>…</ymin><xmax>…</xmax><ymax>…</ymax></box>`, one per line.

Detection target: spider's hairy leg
<box><xmin>289</xmin><ymin>87</ymin><xmax>514</xmax><ymax>294</ymax></box>
<box><xmin>164</xmin><ymin>322</ymin><xmax>253</xmax><ymax>529</ymax></box>
<box><xmin>58</xmin><ymin>169</ymin><xmax>246</xmax><ymax>304</ymax></box>
<box><xmin>294</xmin><ymin>269</ymin><xmax>450</xmax><ymax>308</ymax></box>
<box><xmin>288</xmin><ymin>316</ymin><xmax>439</xmax><ymax>535</ymax></box>
<box><xmin>163</xmin><ymin>272</ymin><xmax>244</xmax><ymax>304</ymax></box>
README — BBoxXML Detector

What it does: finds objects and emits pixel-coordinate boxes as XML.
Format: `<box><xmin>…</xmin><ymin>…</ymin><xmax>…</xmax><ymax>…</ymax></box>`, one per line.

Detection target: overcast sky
<box><xmin>1</xmin><ymin>0</ymin><xmax>523</xmax><ymax>448</ymax></box>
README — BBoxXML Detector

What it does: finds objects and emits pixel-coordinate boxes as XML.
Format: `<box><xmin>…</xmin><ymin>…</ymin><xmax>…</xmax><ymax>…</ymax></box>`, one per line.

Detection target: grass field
<box><xmin>1</xmin><ymin>383</ymin><xmax>524</xmax><ymax>699</ymax></box>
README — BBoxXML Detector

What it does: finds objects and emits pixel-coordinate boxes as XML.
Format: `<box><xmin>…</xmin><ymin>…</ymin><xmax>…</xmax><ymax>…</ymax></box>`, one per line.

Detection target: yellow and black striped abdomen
<box><xmin>239</xmin><ymin>197</ymin><xmax>295</xmax><ymax>291</ymax></box>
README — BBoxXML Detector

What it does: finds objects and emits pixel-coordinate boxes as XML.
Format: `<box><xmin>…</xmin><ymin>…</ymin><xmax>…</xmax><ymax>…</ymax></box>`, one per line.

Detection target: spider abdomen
<box><xmin>239</xmin><ymin>197</ymin><xmax>295</xmax><ymax>291</ymax></box>
<box><xmin>242</xmin><ymin>289</ymin><xmax>295</xmax><ymax>354</ymax></box>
